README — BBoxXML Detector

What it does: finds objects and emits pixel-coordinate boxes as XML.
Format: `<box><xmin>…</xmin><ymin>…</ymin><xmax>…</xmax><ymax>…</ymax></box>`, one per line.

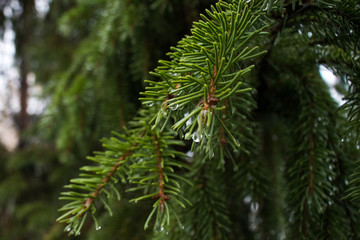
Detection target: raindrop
<box><xmin>96</xmin><ymin>226</ymin><xmax>102</xmax><ymax>230</ymax></box>
<box><xmin>160</xmin><ymin>227</ymin><xmax>164</xmax><ymax>232</ymax></box>
<box><xmin>334</xmin><ymin>32</ymin><xmax>338</xmax><ymax>37</ymax></box>
<box><xmin>186</xmin><ymin>151</ymin><xmax>194</xmax><ymax>158</ymax></box>
<box><xmin>235</xmin><ymin>139</ymin><xmax>241</xmax><ymax>147</ymax></box>
<box><xmin>328</xmin><ymin>176</ymin><xmax>333</xmax><ymax>181</ymax></box>
<box><xmin>328</xmin><ymin>200</ymin><xmax>333</xmax><ymax>206</ymax></box>
<box><xmin>192</xmin><ymin>131</ymin><xmax>200</xmax><ymax>143</ymax></box>
<box><xmin>307</xmin><ymin>32</ymin><xmax>313</xmax><ymax>38</ymax></box>
<box><xmin>76</xmin><ymin>232</ymin><xmax>81</xmax><ymax>236</ymax></box>
<box><xmin>169</xmin><ymin>104</ymin><xmax>179</xmax><ymax>110</ymax></box>
<box><xmin>345</xmin><ymin>179</ymin><xmax>349</xmax><ymax>185</ymax></box>
<box><xmin>357</xmin><ymin>145</ymin><xmax>360</xmax><ymax>150</ymax></box>
<box><xmin>263</xmin><ymin>3</ymin><xmax>269</xmax><ymax>11</ymax></box>
<box><xmin>244</xmin><ymin>195</ymin><xmax>252</xmax><ymax>204</ymax></box>
<box><xmin>250</xmin><ymin>202</ymin><xmax>259</xmax><ymax>212</ymax></box>
<box><xmin>66</xmin><ymin>228</ymin><xmax>71</xmax><ymax>232</ymax></box>
<box><xmin>165</xmin><ymin>231</ymin><xmax>169</xmax><ymax>235</ymax></box>
<box><xmin>298</xmin><ymin>29</ymin><xmax>303</xmax><ymax>34</ymax></box>
<box><xmin>181</xmin><ymin>225</ymin><xmax>185</xmax><ymax>230</ymax></box>
<box><xmin>147</xmin><ymin>102</ymin><xmax>154</xmax><ymax>107</ymax></box>
<box><xmin>134</xmin><ymin>200</ymin><xmax>138</xmax><ymax>203</ymax></box>
<box><xmin>329</xmin><ymin>165</ymin><xmax>333</xmax><ymax>170</ymax></box>
<box><xmin>341</xmin><ymin>138</ymin><xmax>345</xmax><ymax>143</ymax></box>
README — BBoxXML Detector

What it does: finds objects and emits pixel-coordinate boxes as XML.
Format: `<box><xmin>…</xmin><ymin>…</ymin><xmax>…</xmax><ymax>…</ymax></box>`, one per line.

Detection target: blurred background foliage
<box><xmin>0</xmin><ymin>0</ymin><xmax>216</xmax><ymax>239</ymax></box>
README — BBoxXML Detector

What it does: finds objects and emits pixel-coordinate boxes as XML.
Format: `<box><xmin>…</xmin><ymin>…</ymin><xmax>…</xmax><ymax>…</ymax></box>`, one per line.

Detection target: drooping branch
<box><xmin>79</xmin><ymin>143</ymin><xmax>138</xmax><ymax>217</ymax></box>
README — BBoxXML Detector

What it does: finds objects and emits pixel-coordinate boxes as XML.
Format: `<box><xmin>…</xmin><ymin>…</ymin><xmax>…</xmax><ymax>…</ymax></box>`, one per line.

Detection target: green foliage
<box><xmin>2</xmin><ymin>0</ymin><xmax>360</xmax><ymax>239</ymax></box>
<box><xmin>57</xmin><ymin>108</ymin><xmax>192</xmax><ymax>235</ymax></box>
<box><xmin>54</xmin><ymin>0</ymin><xmax>360</xmax><ymax>239</ymax></box>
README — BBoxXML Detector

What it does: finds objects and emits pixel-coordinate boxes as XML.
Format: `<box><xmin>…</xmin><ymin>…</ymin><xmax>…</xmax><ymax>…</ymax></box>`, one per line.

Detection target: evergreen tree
<box><xmin>56</xmin><ymin>0</ymin><xmax>360</xmax><ymax>239</ymax></box>
<box><xmin>54</xmin><ymin>0</ymin><xmax>360</xmax><ymax>239</ymax></box>
<box><xmin>1</xmin><ymin>0</ymin><xmax>216</xmax><ymax>239</ymax></box>
<box><xmin>1</xmin><ymin>0</ymin><xmax>359</xmax><ymax>239</ymax></box>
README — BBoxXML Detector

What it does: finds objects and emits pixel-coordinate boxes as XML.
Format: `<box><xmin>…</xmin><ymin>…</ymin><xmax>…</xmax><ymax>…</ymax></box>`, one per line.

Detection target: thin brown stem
<box><xmin>152</xmin><ymin>134</ymin><xmax>170</xmax><ymax>212</ymax></box>
<box><xmin>79</xmin><ymin>143</ymin><xmax>138</xmax><ymax>217</ymax></box>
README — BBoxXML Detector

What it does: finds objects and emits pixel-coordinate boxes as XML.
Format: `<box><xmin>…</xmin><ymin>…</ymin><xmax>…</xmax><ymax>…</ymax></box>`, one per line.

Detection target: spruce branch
<box><xmin>141</xmin><ymin>0</ymin><xmax>268</xmax><ymax>150</ymax></box>
<box><xmin>57</xmin><ymin>134</ymin><xmax>139</xmax><ymax>235</ymax></box>
<box><xmin>127</xmin><ymin>129</ymin><xmax>191</xmax><ymax>231</ymax></box>
<box><xmin>55</xmin><ymin>0</ymin><xmax>360</xmax><ymax>238</ymax></box>
<box><xmin>152</xmin><ymin>134</ymin><xmax>171</xmax><ymax>213</ymax></box>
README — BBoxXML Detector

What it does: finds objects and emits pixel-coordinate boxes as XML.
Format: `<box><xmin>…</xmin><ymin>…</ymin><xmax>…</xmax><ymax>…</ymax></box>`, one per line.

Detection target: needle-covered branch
<box><xmin>140</xmin><ymin>1</ymin><xmax>269</xmax><ymax>148</ymax></box>
<box><xmin>57</xmin><ymin>133</ymin><xmax>139</xmax><ymax>235</ymax></box>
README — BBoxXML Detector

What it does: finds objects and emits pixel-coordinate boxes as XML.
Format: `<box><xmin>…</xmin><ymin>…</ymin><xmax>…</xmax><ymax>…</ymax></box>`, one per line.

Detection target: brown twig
<box><xmin>152</xmin><ymin>134</ymin><xmax>170</xmax><ymax>212</ymax></box>
<box><xmin>79</xmin><ymin>143</ymin><xmax>138</xmax><ymax>217</ymax></box>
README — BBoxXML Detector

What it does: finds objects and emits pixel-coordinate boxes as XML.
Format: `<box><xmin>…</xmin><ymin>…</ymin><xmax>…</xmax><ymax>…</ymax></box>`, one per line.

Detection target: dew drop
<box><xmin>148</xmin><ymin>102</ymin><xmax>154</xmax><ymax>107</ymax></box>
<box><xmin>165</xmin><ymin>231</ymin><xmax>169</xmax><ymax>235</ymax></box>
<box><xmin>307</xmin><ymin>32</ymin><xmax>313</xmax><ymax>38</ymax></box>
<box><xmin>169</xmin><ymin>104</ymin><xmax>179</xmax><ymax>110</ymax></box>
<box><xmin>345</xmin><ymin>179</ymin><xmax>349</xmax><ymax>185</ymax></box>
<box><xmin>181</xmin><ymin>225</ymin><xmax>185</xmax><ymax>230</ymax></box>
<box><xmin>192</xmin><ymin>131</ymin><xmax>200</xmax><ymax>143</ymax></box>
<box><xmin>160</xmin><ymin>227</ymin><xmax>164</xmax><ymax>232</ymax></box>
<box><xmin>66</xmin><ymin>228</ymin><xmax>71</xmax><ymax>232</ymax></box>
<box><xmin>328</xmin><ymin>176</ymin><xmax>333</xmax><ymax>181</ymax></box>
<box><xmin>186</xmin><ymin>151</ymin><xmax>194</xmax><ymax>158</ymax></box>
<box><xmin>243</xmin><ymin>195</ymin><xmax>252</xmax><ymax>204</ymax></box>
<box><xmin>96</xmin><ymin>226</ymin><xmax>102</xmax><ymax>230</ymax></box>
<box><xmin>250</xmin><ymin>202</ymin><xmax>259</xmax><ymax>212</ymax></box>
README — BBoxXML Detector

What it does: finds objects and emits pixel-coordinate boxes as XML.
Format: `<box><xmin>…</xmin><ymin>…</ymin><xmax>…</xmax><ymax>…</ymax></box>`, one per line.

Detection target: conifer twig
<box><xmin>78</xmin><ymin>143</ymin><xmax>138</xmax><ymax>217</ymax></box>
<box><xmin>152</xmin><ymin>134</ymin><xmax>170</xmax><ymax>212</ymax></box>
